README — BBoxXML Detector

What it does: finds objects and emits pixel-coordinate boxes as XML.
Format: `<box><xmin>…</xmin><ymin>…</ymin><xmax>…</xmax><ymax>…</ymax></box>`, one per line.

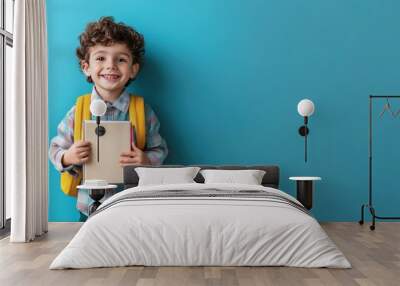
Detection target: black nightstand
<box><xmin>289</xmin><ymin>177</ymin><xmax>321</xmax><ymax>210</ymax></box>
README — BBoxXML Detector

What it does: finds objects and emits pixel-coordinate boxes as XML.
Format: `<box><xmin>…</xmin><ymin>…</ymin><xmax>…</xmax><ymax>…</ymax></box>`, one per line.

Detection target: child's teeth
<box><xmin>104</xmin><ymin>75</ymin><xmax>118</xmax><ymax>79</ymax></box>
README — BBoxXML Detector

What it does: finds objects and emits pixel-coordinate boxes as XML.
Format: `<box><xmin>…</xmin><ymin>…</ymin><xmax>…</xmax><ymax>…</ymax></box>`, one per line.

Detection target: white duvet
<box><xmin>50</xmin><ymin>183</ymin><xmax>351</xmax><ymax>269</ymax></box>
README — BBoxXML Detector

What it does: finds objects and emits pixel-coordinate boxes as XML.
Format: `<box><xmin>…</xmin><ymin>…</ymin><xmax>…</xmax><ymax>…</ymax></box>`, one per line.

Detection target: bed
<box><xmin>50</xmin><ymin>165</ymin><xmax>351</xmax><ymax>269</ymax></box>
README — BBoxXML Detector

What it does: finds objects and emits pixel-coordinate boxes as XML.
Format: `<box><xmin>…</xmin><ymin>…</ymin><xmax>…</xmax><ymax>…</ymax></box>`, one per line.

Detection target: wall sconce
<box><xmin>297</xmin><ymin>99</ymin><xmax>315</xmax><ymax>162</ymax></box>
<box><xmin>90</xmin><ymin>99</ymin><xmax>107</xmax><ymax>162</ymax></box>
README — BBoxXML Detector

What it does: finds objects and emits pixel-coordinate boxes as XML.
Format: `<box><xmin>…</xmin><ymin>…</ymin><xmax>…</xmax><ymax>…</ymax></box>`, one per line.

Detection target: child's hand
<box><xmin>120</xmin><ymin>143</ymin><xmax>151</xmax><ymax>166</ymax></box>
<box><xmin>62</xmin><ymin>140</ymin><xmax>91</xmax><ymax>167</ymax></box>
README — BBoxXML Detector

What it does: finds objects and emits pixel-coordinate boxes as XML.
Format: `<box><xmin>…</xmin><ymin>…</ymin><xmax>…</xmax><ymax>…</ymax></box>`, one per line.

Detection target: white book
<box><xmin>83</xmin><ymin>120</ymin><xmax>131</xmax><ymax>184</ymax></box>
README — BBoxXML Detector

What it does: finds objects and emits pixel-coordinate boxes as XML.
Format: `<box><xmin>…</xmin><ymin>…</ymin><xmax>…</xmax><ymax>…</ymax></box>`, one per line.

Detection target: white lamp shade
<box><xmin>90</xmin><ymin>99</ymin><xmax>107</xmax><ymax>117</ymax></box>
<box><xmin>297</xmin><ymin>99</ymin><xmax>315</xmax><ymax>117</ymax></box>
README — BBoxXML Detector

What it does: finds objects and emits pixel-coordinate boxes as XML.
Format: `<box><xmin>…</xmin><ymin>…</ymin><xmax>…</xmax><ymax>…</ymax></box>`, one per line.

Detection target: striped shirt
<box><xmin>49</xmin><ymin>88</ymin><xmax>168</xmax><ymax>216</ymax></box>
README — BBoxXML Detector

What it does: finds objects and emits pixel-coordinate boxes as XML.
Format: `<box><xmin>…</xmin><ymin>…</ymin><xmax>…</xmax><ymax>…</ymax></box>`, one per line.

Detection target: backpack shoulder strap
<box><xmin>60</xmin><ymin>93</ymin><xmax>91</xmax><ymax>197</ymax></box>
<box><xmin>129</xmin><ymin>95</ymin><xmax>146</xmax><ymax>150</ymax></box>
<box><xmin>74</xmin><ymin>94</ymin><xmax>91</xmax><ymax>141</ymax></box>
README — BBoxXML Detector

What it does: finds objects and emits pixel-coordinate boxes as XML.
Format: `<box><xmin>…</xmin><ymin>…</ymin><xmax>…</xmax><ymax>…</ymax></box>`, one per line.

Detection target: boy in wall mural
<box><xmin>49</xmin><ymin>16</ymin><xmax>168</xmax><ymax>222</ymax></box>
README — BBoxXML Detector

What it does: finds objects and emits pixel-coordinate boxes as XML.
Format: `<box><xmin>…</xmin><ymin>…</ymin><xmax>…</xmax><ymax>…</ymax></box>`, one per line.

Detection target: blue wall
<box><xmin>47</xmin><ymin>0</ymin><xmax>400</xmax><ymax>222</ymax></box>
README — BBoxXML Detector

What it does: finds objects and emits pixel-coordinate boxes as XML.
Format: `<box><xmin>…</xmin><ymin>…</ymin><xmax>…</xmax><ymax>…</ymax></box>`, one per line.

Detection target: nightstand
<box><xmin>77</xmin><ymin>184</ymin><xmax>117</xmax><ymax>215</ymax></box>
<box><xmin>289</xmin><ymin>177</ymin><xmax>321</xmax><ymax>210</ymax></box>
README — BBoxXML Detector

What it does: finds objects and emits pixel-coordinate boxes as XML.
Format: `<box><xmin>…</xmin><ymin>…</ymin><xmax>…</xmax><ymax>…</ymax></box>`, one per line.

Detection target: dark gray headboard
<box><xmin>123</xmin><ymin>165</ymin><xmax>280</xmax><ymax>189</ymax></box>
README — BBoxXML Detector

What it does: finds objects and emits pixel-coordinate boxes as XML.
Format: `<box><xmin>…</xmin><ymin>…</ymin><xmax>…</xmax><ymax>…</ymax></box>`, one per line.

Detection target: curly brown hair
<box><xmin>76</xmin><ymin>16</ymin><xmax>145</xmax><ymax>84</ymax></box>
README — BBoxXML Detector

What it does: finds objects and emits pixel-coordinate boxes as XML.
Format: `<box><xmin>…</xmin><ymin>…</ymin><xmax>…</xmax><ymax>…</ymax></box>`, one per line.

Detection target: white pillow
<box><xmin>200</xmin><ymin>169</ymin><xmax>266</xmax><ymax>185</ymax></box>
<box><xmin>135</xmin><ymin>167</ymin><xmax>201</xmax><ymax>186</ymax></box>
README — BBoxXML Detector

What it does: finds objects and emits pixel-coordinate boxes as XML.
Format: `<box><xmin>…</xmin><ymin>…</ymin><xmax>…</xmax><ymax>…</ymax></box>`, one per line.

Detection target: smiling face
<box><xmin>81</xmin><ymin>43</ymin><xmax>139</xmax><ymax>101</ymax></box>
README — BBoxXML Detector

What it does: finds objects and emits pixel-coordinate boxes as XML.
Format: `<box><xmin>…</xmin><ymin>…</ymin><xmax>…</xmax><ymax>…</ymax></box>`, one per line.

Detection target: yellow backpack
<box><xmin>60</xmin><ymin>93</ymin><xmax>146</xmax><ymax>197</ymax></box>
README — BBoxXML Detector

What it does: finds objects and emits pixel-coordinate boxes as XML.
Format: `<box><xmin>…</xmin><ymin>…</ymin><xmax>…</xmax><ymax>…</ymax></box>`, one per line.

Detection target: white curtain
<box><xmin>10</xmin><ymin>0</ymin><xmax>48</xmax><ymax>242</ymax></box>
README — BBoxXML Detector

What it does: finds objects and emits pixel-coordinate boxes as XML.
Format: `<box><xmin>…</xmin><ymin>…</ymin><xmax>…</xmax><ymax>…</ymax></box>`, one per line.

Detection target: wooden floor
<box><xmin>0</xmin><ymin>222</ymin><xmax>399</xmax><ymax>286</ymax></box>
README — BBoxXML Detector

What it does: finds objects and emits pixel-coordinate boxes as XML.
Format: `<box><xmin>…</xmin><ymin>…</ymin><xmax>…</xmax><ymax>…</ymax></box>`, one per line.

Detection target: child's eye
<box><xmin>119</xmin><ymin>58</ymin><xmax>128</xmax><ymax>63</ymax></box>
<box><xmin>96</xmin><ymin>56</ymin><xmax>105</xmax><ymax>61</ymax></box>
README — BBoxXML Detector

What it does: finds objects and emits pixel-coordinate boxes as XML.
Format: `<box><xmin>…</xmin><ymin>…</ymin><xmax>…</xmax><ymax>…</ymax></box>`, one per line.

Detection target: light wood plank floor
<box><xmin>0</xmin><ymin>222</ymin><xmax>399</xmax><ymax>286</ymax></box>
